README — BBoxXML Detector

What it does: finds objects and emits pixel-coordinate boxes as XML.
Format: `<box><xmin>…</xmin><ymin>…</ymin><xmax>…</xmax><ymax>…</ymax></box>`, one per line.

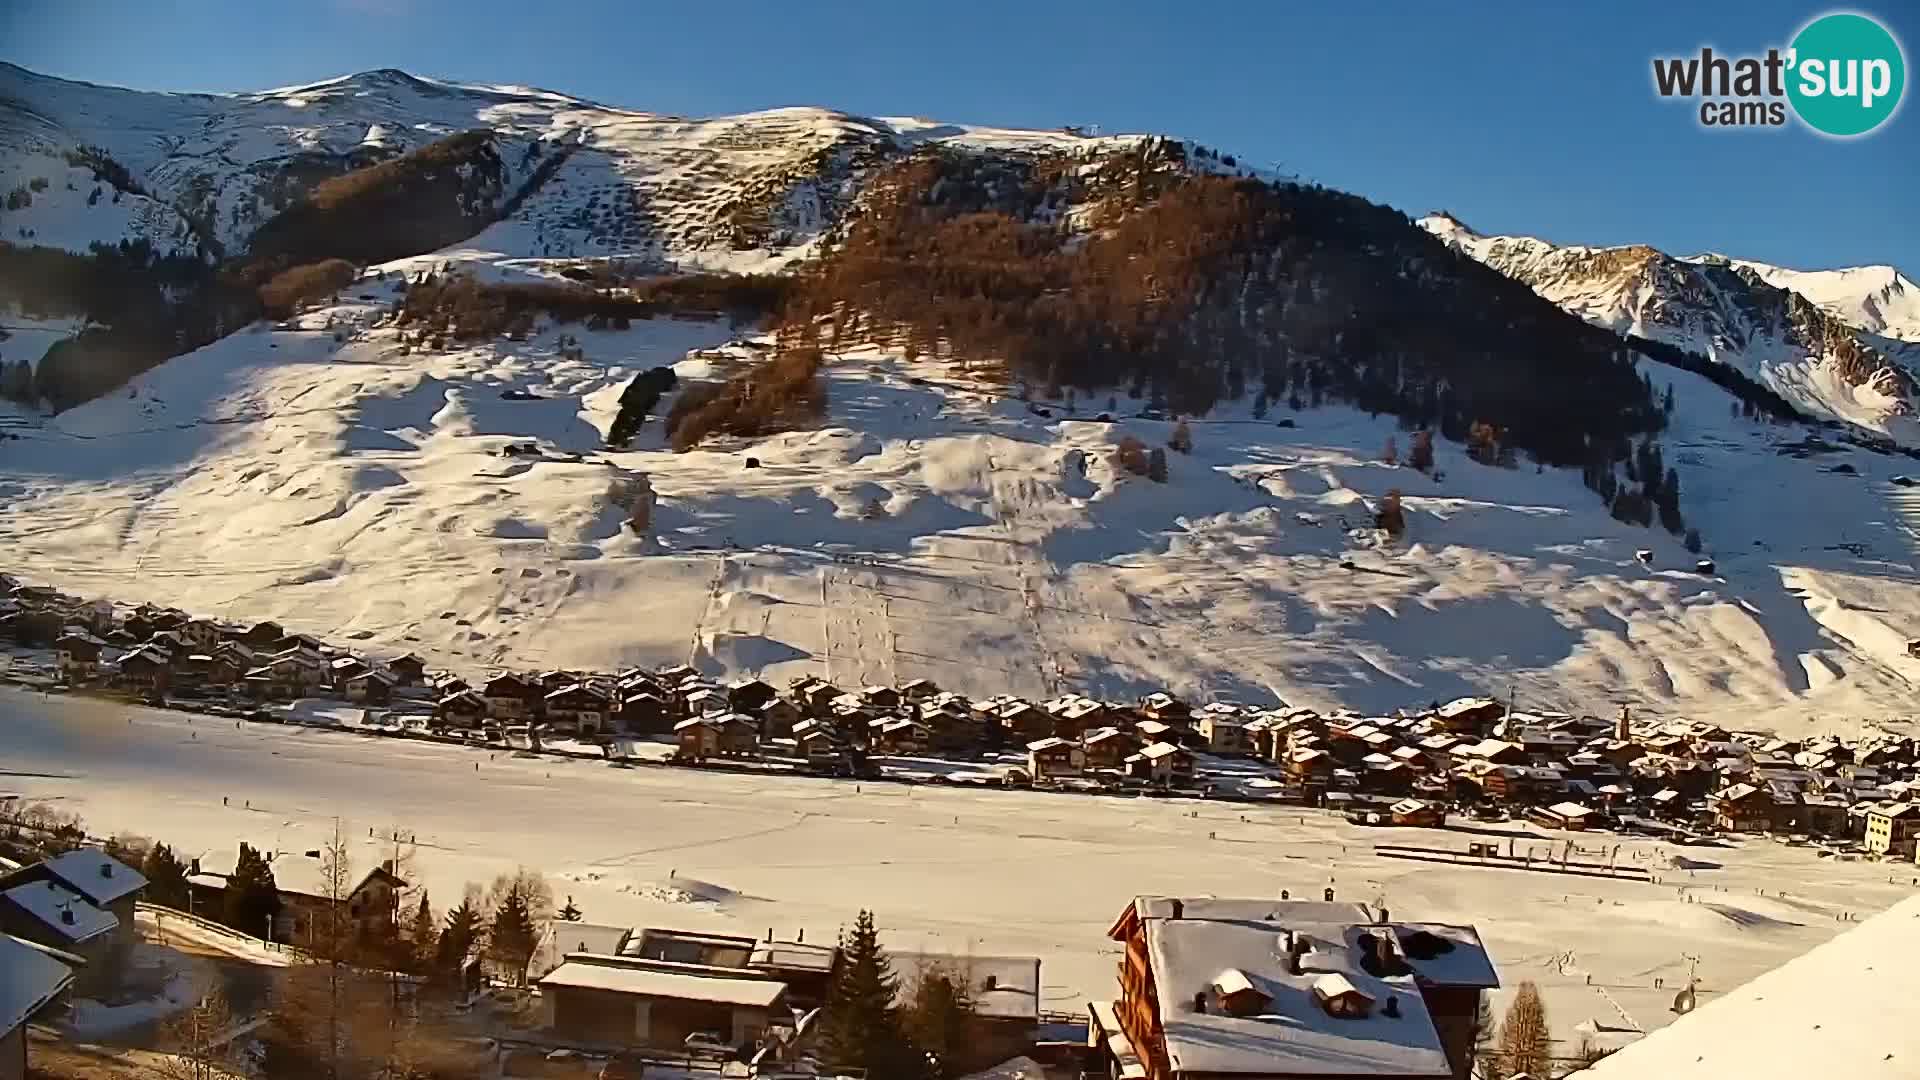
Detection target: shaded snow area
<box><xmin>65</xmin><ymin>943</ymin><xmax>214</xmax><ymax>1039</ymax></box>
<box><xmin>7</xmin><ymin>266</ymin><xmax>1920</xmax><ymax>736</ymax></box>
<box><xmin>3</xmin><ymin>690</ymin><xmax>1914</xmax><ymax>1045</ymax></box>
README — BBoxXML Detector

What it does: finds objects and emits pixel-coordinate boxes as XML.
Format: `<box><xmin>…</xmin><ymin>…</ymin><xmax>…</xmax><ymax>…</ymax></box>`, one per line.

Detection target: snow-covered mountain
<box><xmin>1419</xmin><ymin>213</ymin><xmax>1919</xmax><ymax>443</ymax></box>
<box><xmin>0</xmin><ymin>62</ymin><xmax>1138</xmax><ymax>267</ymax></box>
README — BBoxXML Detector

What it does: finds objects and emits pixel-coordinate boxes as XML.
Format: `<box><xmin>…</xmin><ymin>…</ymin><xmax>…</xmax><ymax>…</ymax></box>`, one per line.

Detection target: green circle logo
<box><xmin>1788</xmin><ymin>12</ymin><xmax>1906</xmax><ymax>136</ymax></box>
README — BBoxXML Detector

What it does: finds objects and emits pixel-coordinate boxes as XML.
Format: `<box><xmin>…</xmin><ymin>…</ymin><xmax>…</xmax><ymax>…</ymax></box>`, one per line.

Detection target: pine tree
<box><xmin>141</xmin><ymin>842</ymin><xmax>192</xmax><ymax>909</ymax></box>
<box><xmin>222</xmin><ymin>843</ymin><xmax>280</xmax><ymax>940</ymax></box>
<box><xmin>1684</xmin><ymin>527</ymin><xmax>1703</xmax><ymax>555</ymax></box>
<box><xmin>408</xmin><ymin>892</ymin><xmax>437</xmax><ymax>972</ymax></box>
<box><xmin>558</xmin><ymin>895</ymin><xmax>582</xmax><ymax>922</ymax></box>
<box><xmin>1497</xmin><ymin>981</ymin><xmax>1552</xmax><ymax>1078</ymax></box>
<box><xmin>436</xmin><ymin>897</ymin><xmax>481</xmax><ymax>978</ymax></box>
<box><xmin>821</xmin><ymin>910</ymin><xmax>914</xmax><ymax>1076</ymax></box>
<box><xmin>488</xmin><ymin>890</ymin><xmax>539</xmax><ymax>987</ymax></box>
<box><xmin>1147</xmin><ymin>447</ymin><xmax>1169</xmax><ymax>483</ymax></box>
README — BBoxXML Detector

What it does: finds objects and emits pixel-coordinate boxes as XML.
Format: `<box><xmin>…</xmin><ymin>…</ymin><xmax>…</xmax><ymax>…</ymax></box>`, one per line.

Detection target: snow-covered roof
<box><xmin>538</xmin><ymin>961</ymin><xmax>786</xmax><ymax>1007</ymax></box>
<box><xmin>1579</xmin><ymin>893</ymin><xmax>1920</xmax><ymax>1080</ymax></box>
<box><xmin>1026</xmin><ymin>737</ymin><xmax>1073</xmax><ymax>753</ymax></box>
<box><xmin>0</xmin><ymin>880</ymin><xmax>118</xmax><ymax>944</ymax></box>
<box><xmin>1140</xmin><ymin>741</ymin><xmax>1184</xmax><ymax>761</ymax></box>
<box><xmin>1546</xmin><ymin>801</ymin><xmax>1594</xmax><ymax>819</ymax></box>
<box><xmin>0</xmin><ymin>932</ymin><xmax>75</xmax><ymax>1036</ymax></box>
<box><xmin>36</xmin><ymin>849</ymin><xmax>147</xmax><ymax>906</ymax></box>
<box><xmin>892</xmin><ymin>951</ymin><xmax>1041</xmax><ymax>1022</ymax></box>
<box><xmin>1139</xmin><ymin>908</ymin><xmax>1454</xmax><ymax>1077</ymax></box>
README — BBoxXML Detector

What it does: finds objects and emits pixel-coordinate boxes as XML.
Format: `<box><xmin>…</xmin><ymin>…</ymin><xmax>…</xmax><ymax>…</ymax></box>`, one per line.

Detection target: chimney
<box><xmin>1323</xmin><ymin>887</ymin><xmax>1335</xmax><ymax>902</ymax></box>
<box><xmin>1170</xmin><ymin>899</ymin><xmax>1184</xmax><ymax>919</ymax></box>
<box><xmin>100</xmin><ymin>862</ymin><xmax>113</xmax><ymax>878</ymax></box>
<box><xmin>984</xmin><ymin>974</ymin><xmax>998</xmax><ymax>990</ymax></box>
<box><xmin>1374</xmin><ymin>934</ymin><xmax>1394</xmax><ymax>972</ymax></box>
<box><xmin>1383</xmin><ymin>994</ymin><xmax>1400</xmax><ymax>1018</ymax></box>
<box><xmin>61</xmin><ymin>906</ymin><xmax>75</xmax><ymax>925</ymax></box>
<box><xmin>1377</xmin><ymin>906</ymin><xmax>1389</xmax><ymax>925</ymax></box>
<box><xmin>1192</xmin><ymin>992</ymin><xmax>1207</xmax><ymax>1014</ymax></box>
<box><xmin>1617</xmin><ymin>705</ymin><xmax>1631</xmax><ymax>743</ymax></box>
<box><xmin>1285</xmin><ymin>933</ymin><xmax>1304</xmax><ymax>976</ymax></box>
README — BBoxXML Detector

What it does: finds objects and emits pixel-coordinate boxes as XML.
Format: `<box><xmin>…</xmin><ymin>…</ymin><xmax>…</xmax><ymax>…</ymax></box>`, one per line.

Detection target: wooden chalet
<box><xmin>1084</xmin><ymin>726</ymin><xmax>1139</xmax><ymax>770</ymax></box>
<box><xmin>1712</xmin><ymin>783</ymin><xmax>1774</xmax><ymax>833</ymax></box>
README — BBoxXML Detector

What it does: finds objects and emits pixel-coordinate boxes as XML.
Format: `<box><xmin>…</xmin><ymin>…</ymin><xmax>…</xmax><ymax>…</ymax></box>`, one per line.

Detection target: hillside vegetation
<box><xmin>244</xmin><ymin>130</ymin><xmax>511</xmax><ymax>267</ymax></box>
<box><xmin>788</xmin><ymin>141</ymin><xmax>1665</xmax><ymax>467</ymax></box>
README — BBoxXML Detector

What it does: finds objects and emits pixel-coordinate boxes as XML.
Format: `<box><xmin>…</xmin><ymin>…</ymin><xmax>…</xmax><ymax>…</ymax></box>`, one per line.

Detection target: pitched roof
<box><xmin>36</xmin><ymin>849</ymin><xmax>147</xmax><ymax>907</ymax></box>
<box><xmin>0</xmin><ymin>932</ymin><xmax>75</xmax><ymax>1036</ymax></box>
<box><xmin>1</xmin><ymin>880</ymin><xmax>118</xmax><ymax>944</ymax></box>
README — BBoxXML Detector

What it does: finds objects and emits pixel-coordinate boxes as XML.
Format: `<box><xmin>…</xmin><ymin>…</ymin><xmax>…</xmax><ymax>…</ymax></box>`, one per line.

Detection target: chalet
<box><xmin>1097</xmin><ymin>896</ymin><xmax>1498</xmax><ymax>1080</ymax></box>
<box><xmin>1532</xmin><ymin>801</ymin><xmax>1596</xmax><ymax>831</ymax></box>
<box><xmin>114</xmin><ymin>647</ymin><xmax>171</xmax><ymax>693</ymax></box>
<box><xmin>1135</xmin><ymin>719</ymin><xmax>1178</xmax><ymax>745</ymax></box>
<box><xmin>1</xmin><ymin>932</ymin><xmax>77</xmax><ymax>1080</ymax></box>
<box><xmin>1865</xmin><ymin>802</ymin><xmax>1920</xmax><ymax>859</ymax></box>
<box><xmin>1390</xmin><ymin>799</ymin><xmax>1446</xmax><ymax>828</ymax></box>
<box><xmin>1199</xmin><ymin>711</ymin><xmax>1251</xmax><ymax>755</ymax></box>
<box><xmin>386</xmin><ymin>653</ymin><xmax>427</xmax><ymax>686</ymax></box>
<box><xmin>1360</xmin><ymin>759</ymin><xmax>1415</xmax><ymax>796</ymax></box>
<box><xmin>545</xmin><ymin>683</ymin><xmax>613</xmax><ymax>733</ymax></box>
<box><xmin>20</xmin><ymin>850</ymin><xmax>146</xmax><ymax>960</ymax></box>
<box><xmin>684</xmin><ymin>687</ymin><xmax>725</xmax><ymax>717</ymax></box>
<box><xmin>483</xmin><ymin>673</ymin><xmax>537</xmax><ymax>721</ymax></box>
<box><xmin>1288</xmin><ymin>747</ymin><xmax>1334</xmax><ymax>784</ymax></box>
<box><xmin>870</xmin><ymin>718</ymin><xmax>929</xmax><ymax>755</ymax></box>
<box><xmin>0</xmin><ymin>880</ymin><xmax>120</xmax><ymax>995</ymax></box>
<box><xmin>797</xmin><ymin>728</ymin><xmax>842</xmax><ymax>762</ymax></box>
<box><xmin>859</xmin><ymin>685</ymin><xmax>901</xmax><ymax>709</ymax></box>
<box><xmin>328</xmin><ymin>655</ymin><xmax>369</xmax><ymax>688</ymax></box>
<box><xmin>619</xmin><ymin>692</ymin><xmax>669</xmax><ymax>735</ymax></box>
<box><xmin>714</xmin><ymin>713</ymin><xmax>760</xmax><ymax>757</ymax></box>
<box><xmin>1430</xmin><ymin>696</ymin><xmax>1504</xmax><ymax>734</ymax></box>
<box><xmin>754</xmin><ymin>696</ymin><xmax>802</xmax><ymax>740</ymax></box>
<box><xmin>432</xmin><ymin>674</ymin><xmax>471</xmax><ymax>696</ymax></box>
<box><xmin>1127</xmin><ymin>741</ymin><xmax>1194</xmax><ymax>786</ymax></box>
<box><xmin>674</xmin><ymin>717</ymin><xmax>722</xmax><ymax>759</ymax></box>
<box><xmin>270</xmin><ymin>632</ymin><xmax>327</xmax><ymax>656</ymax></box>
<box><xmin>190</xmin><ymin>850</ymin><xmax>405</xmax><ymax>945</ymax></box>
<box><xmin>1084</xmin><ymin>726</ymin><xmax>1139</xmax><ymax>770</ymax></box>
<box><xmin>173</xmin><ymin>618</ymin><xmax>221</xmax><ymax>653</ymax></box>
<box><xmin>1028</xmin><ymin>737</ymin><xmax>1086</xmax><ymax>783</ymax></box>
<box><xmin>1712</xmin><ymin>783</ymin><xmax>1774</xmax><ymax>834</ymax></box>
<box><xmin>725</xmin><ymin>678</ymin><xmax>777</xmax><ymax>712</ymax></box>
<box><xmin>3</xmin><ymin>608</ymin><xmax>61</xmax><ymax>647</ymax></box>
<box><xmin>996</xmin><ymin>700</ymin><xmax>1051</xmax><ymax>744</ymax></box>
<box><xmin>920</xmin><ymin>703</ymin><xmax>979</xmax><ymax>753</ymax></box>
<box><xmin>1138</xmin><ymin>692</ymin><xmax>1193</xmax><ymax>728</ymax></box>
<box><xmin>435</xmin><ymin>690</ymin><xmax>488</xmax><ymax>727</ymax></box>
<box><xmin>170</xmin><ymin>653</ymin><xmax>214</xmax><ymax>692</ymax></box>
<box><xmin>1242</xmin><ymin>716</ymin><xmax>1283</xmax><ymax>760</ymax></box>
<box><xmin>53</xmin><ymin>633</ymin><xmax>104</xmax><ymax>682</ymax></box>
<box><xmin>205</xmin><ymin>654</ymin><xmax>247</xmax><ymax>689</ymax></box>
<box><xmin>898</xmin><ymin>678</ymin><xmax>939</xmax><ymax>701</ymax></box>
<box><xmin>795</xmin><ymin>680</ymin><xmax>843</xmax><ymax>716</ymax></box>
<box><xmin>1046</xmin><ymin>695</ymin><xmax>1110</xmax><ymax>739</ymax></box>
<box><xmin>339</xmin><ymin>668</ymin><xmax>392</xmax><ymax>705</ymax></box>
<box><xmin>1455</xmin><ymin>739</ymin><xmax>1528</xmax><ymax>766</ymax></box>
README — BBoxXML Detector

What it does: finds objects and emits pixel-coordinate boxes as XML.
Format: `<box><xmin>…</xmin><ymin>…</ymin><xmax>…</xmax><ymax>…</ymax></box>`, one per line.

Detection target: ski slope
<box><xmin>5</xmin><ymin>258</ymin><xmax>1920</xmax><ymax>736</ymax></box>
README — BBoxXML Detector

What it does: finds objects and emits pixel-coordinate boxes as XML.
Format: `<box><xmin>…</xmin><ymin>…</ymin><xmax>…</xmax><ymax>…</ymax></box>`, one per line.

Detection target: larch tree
<box><xmin>1497</xmin><ymin>980</ymin><xmax>1552</xmax><ymax>1079</ymax></box>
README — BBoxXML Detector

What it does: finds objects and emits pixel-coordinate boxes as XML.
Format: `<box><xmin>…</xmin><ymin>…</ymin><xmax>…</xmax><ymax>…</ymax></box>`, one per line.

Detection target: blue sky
<box><xmin>3</xmin><ymin>1</ymin><xmax>1913</xmax><ymax>272</ymax></box>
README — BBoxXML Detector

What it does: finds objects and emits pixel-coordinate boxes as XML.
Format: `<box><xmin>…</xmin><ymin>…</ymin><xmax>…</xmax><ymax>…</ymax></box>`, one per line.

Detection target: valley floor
<box><xmin>1</xmin><ymin>689</ymin><xmax>1913</xmax><ymax>1047</ymax></box>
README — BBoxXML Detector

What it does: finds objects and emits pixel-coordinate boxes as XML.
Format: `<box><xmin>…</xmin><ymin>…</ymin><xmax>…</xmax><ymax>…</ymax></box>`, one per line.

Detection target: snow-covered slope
<box><xmin>1419</xmin><ymin>213</ymin><xmax>1919</xmax><ymax>443</ymax></box>
<box><xmin>6</xmin><ymin>258</ymin><xmax>1920</xmax><ymax>737</ymax></box>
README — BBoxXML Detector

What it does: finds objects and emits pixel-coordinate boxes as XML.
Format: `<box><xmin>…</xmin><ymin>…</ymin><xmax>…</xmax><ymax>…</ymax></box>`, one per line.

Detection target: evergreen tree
<box><xmin>558</xmin><ymin>895</ymin><xmax>582</xmax><ymax>922</ymax></box>
<box><xmin>1662</xmin><ymin>383</ymin><xmax>1675</xmax><ymax>415</ymax></box>
<box><xmin>408</xmin><ymin>892</ymin><xmax>438</xmax><ymax>972</ymax></box>
<box><xmin>1684</xmin><ymin>527</ymin><xmax>1703</xmax><ymax>555</ymax></box>
<box><xmin>222</xmin><ymin>843</ymin><xmax>280</xmax><ymax>940</ymax></box>
<box><xmin>140</xmin><ymin>842</ymin><xmax>192</xmax><ymax>909</ymax></box>
<box><xmin>1497</xmin><ymin>981</ymin><xmax>1552</xmax><ymax>1078</ymax></box>
<box><xmin>488</xmin><ymin>890</ymin><xmax>539</xmax><ymax>987</ymax></box>
<box><xmin>821</xmin><ymin>910</ymin><xmax>915</xmax><ymax>1076</ymax></box>
<box><xmin>436</xmin><ymin>897</ymin><xmax>481</xmax><ymax>977</ymax></box>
